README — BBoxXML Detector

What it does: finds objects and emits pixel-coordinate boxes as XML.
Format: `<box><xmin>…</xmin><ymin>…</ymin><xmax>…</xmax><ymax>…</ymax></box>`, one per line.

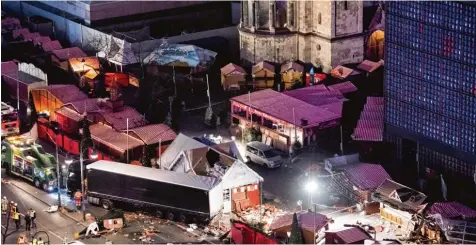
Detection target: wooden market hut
<box><xmin>281</xmin><ymin>61</ymin><xmax>304</xmax><ymax>89</ymax></box>
<box><xmin>251</xmin><ymin>61</ymin><xmax>275</xmax><ymax>90</ymax></box>
<box><xmin>269</xmin><ymin>211</ymin><xmax>330</xmax><ymax>244</ymax></box>
<box><xmin>220</xmin><ymin>63</ymin><xmax>246</xmax><ymax>91</ymax></box>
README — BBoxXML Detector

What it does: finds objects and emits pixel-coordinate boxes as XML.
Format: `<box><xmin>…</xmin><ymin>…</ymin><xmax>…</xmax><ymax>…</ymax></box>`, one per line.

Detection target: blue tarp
<box><xmin>143</xmin><ymin>44</ymin><xmax>217</xmax><ymax>68</ymax></box>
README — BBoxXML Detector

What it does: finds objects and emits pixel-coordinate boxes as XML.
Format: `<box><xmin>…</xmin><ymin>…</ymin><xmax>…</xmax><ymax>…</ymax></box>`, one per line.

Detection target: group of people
<box><xmin>2</xmin><ymin>197</ymin><xmax>37</xmax><ymax>231</ymax></box>
<box><xmin>16</xmin><ymin>235</ymin><xmax>45</xmax><ymax>245</ymax></box>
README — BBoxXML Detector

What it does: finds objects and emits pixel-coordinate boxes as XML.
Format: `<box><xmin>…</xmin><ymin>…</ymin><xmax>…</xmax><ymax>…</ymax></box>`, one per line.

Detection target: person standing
<box><xmin>74</xmin><ymin>190</ymin><xmax>82</xmax><ymax>212</ymax></box>
<box><xmin>24</xmin><ymin>212</ymin><xmax>31</xmax><ymax>233</ymax></box>
<box><xmin>28</xmin><ymin>208</ymin><xmax>36</xmax><ymax>228</ymax></box>
<box><xmin>13</xmin><ymin>203</ymin><xmax>21</xmax><ymax>230</ymax></box>
<box><xmin>1</xmin><ymin>196</ymin><xmax>8</xmax><ymax>215</ymax></box>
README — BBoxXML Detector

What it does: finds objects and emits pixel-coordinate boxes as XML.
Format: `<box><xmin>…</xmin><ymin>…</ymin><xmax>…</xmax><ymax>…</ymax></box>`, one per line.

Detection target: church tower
<box><xmin>239</xmin><ymin>0</ymin><xmax>364</xmax><ymax>72</ymax></box>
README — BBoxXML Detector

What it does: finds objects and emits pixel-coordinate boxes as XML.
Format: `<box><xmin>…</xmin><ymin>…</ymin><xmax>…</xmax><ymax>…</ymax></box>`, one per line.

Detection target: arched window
<box><xmin>318</xmin><ymin>13</ymin><xmax>322</xmax><ymax>24</ymax></box>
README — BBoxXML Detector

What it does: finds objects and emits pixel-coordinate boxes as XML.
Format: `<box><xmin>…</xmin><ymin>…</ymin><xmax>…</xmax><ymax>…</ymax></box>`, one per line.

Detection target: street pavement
<box><xmin>1</xmin><ymin>179</ymin><xmax>105</xmax><ymax>244</ymax></box>
<box><xmin>1</xmin><ymin>170</ymin><xmax>208</xmax><ymax>244</ymax></box>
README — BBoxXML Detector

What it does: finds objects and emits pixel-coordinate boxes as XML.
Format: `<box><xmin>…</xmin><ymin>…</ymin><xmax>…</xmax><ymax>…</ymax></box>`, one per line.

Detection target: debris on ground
<box><xmin>234</xmin><ymin>204</ymin><xmax>287</xmax><ymax>232</ymax></box>
<box><xmin>44</xmin><ymin>205</ymin><xmax>58</xmax><ymax>213</ymax></box>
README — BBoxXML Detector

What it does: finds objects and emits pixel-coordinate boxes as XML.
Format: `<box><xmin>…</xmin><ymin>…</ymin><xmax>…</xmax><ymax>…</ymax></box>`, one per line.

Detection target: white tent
<box><xmin>158</xmin><ymin>133</ymin><xmax>207</xmax><ymax>170</ymax></box>
<box><xmin>221</xmin><ymin>161</ymin><xmax>263</xmax><ymax>190</ymax></box>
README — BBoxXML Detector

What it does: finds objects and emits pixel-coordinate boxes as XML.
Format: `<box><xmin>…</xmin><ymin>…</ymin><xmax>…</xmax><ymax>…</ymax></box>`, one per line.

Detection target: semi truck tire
<box><xmin>155</xmin><ymin>210</ymin><xmax>163</xmax><ymax>218</ymax></box>
<box><xmin>178</xmin><ymin>214</ymin><xmax>187</xmax><ymax>223</ymax></box>
<box><xmin>34</xmin><ymin>179</ymin><xmax>40</xmax><ymax>188</ymax></box>
<box><xmin>167</xmin><ymin>212</ymin><xmax>175</xmax><ymax>221</ymax></box>
<box><xmin>101</xmin><ymin>199</ymin><xmax>113</xmax><ymax>210</ymax></box>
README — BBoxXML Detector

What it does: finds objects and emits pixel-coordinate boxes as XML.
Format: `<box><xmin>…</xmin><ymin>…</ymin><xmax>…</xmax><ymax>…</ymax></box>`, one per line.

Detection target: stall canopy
<box><xmin>221</xmin><ymin>63</ymin><xmax>246</xmax><ymax>90</ymax></box>
<box><xmin>374</xmin><ymin>179</ymin><xmax>427</xmax><ymax>212</ymax></box>
<box><xmin>221</xmin><ymin>161</ymin><xmax>263</xmax><ymax>189</ymax></box>
<box><xmin>41</xmin><ymin>40</ymin><xmax>63</xmax><ymax>52</ymax></box>
<box><xmin>69</xmin><ymin>57</ymin><xmax>100</xmax><ymax>72</ymax></box>
<box><xmin>143</xmin><ymin>44</ymin><xmax>217</xmax><ymax>69</ymax></box>
<box><xmin>427</xmin><ymin>202</ymin><xmax>476</xmax><ymax>220</ymax></box>
<box><xmin>126</xmin><ymin>123</ymin><xmax>177</xmax><ymax>145</ymax></box>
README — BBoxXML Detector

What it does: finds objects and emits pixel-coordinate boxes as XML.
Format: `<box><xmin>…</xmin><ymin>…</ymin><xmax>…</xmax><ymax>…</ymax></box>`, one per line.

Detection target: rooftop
<box><xmin>221</xmin><ymin>63</ymin><xmax>246</xmax><ymax>76</ymax></box>
<box><xmin>100</xmin><ymin>106</ymin><xmax>147</xmax><ymax>131</ymax></box>
<box><xmin>51</xmin><ymin>47</ymin><xmax>87</xmax><ymax>62</ymax></box>
<box><xmin>127</xmin><ymin>123</ymin><xmax>177</xmax><ymax>145</ymax></box>
<box><xmin>40</xmin><ymin>84</ymin><xmax>88</xmax><ymax>104</ymax></box>
<box><xmin>252</xmin><ymin>61</ymin><xmax>275</xmax><ymax>75</ymax></box>
<box><xmin>90</xmin><ymin>123</ymin><xmax>144</xmax><ymax>153</ymax></box>
<box><xmin>231</xmin><ymin>89</ymin><xmax>341</xmax><ymax>128</ymax></box>
<box><xmin>41</xmin><ymin>40</ymin><xmax>63</xmax><ymax>52</ymax></box>
<box><xmin>340</xmin><ymin>163</ymin><xmax>391</xmax><ymax>191</ymax></box>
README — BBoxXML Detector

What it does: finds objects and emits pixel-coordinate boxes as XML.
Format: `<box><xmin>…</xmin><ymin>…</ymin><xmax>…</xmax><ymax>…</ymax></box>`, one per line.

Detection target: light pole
<box><xmin>305</xmin><ymin>181</ymin><xmax>317</xmax><ymax>211</ymax></box>
<box><xmin>67</xmin><ymin>138</ymin><xmax>98</xmax><ymax>221</ymax></box>
<box><xmin>50</xmin><ymin>122</ymin><xmax>62</xmax><ymax>208</ymax></box>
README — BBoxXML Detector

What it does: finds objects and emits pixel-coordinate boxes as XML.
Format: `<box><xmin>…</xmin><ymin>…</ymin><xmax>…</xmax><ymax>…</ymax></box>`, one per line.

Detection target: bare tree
<box><xmin>2</xmin><ymin>210</ymin><xmax>16</xmax><ymax>244</ymax></box>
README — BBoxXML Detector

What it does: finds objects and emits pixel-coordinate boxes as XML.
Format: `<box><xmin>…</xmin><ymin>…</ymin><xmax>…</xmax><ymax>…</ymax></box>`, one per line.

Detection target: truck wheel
<box><xmin>42</xmin><ymin>182</ymin><xmax>49</xmax><ymax>192</ymax></box>
<box><xmin>167</xmin><ymin>212</ymin><xmax>175</xmax><ymax>221</ymax></box>
<box><xmin>178</xmin><ymin>214</ymin><xmax>188</xmax><ymax>223</ymax></box>
<box><xmin>34</xmin><ymin>179</ymin><xmax>40</xmax><ymax>188</ymax></box>
<box><xmin>155</xmin><ymin>210</ymin><xmax>163</xmax><ymax>218</ymax></box>
<box><xmin>246</xmin><ymin>156</ymin><xmax>251</xmax><ymax>164</ymax></box>
<box><xmin>5</xmin><ymin>166</ymin><xmax>11</xmax><ymax>176</ymax></box>
<box><xmin>101</xmin><ymin>199</ymin><xmax>113</xmax><ymax>210</ymax></box>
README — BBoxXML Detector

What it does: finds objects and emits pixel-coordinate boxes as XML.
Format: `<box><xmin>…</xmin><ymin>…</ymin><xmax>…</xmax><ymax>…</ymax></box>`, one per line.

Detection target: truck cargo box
<box><xmin>86</xmin><ymin>160</ymin><xmax>223</xmax><ymax>222</ymax></box>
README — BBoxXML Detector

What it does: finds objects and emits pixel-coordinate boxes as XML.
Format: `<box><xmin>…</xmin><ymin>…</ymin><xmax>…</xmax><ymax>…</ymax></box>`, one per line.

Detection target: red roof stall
<box><xmin>105</xmin><ymin>73</ymin><xmax>129</xmax><ymax>88</ymax></box>
<box><xmin>90</xmin><ymin>123</ymin><xmax>145</xmax><ymax>163</ymax></box>
<box><xmin>1</xmin><ymin>62</ymin><xmax>48</xmax><ymax>105</ymax></box>
<box><xmin>231</xmin><ymin>220</ymin><xmax>278</xmax><ymax>244</ymax></box>
<box><xmin>126</xmin><ymin>123</ymin><xmax>177</xmax><ymax>158</ymax></box>
<box><xmin>31</xmin><ymin>84</ymin><xmax>88</xmax><ymax>120</ymax></box>
<box><xmin>230</xmin><ymin>88</ymin><xmax>344</xmax><ymax>152</ymax></box>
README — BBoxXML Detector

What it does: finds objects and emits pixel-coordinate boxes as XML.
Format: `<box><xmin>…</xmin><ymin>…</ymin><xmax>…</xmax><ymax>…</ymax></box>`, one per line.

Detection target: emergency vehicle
<box><xmin>1</xmin><ymin>102</ymin><xmax>19</xmax><ymax>137</ymax></box>
<box><xmin>1</xmin><ymin>136</ymin><xmax>57</xmax><ymax>192</ymax></box>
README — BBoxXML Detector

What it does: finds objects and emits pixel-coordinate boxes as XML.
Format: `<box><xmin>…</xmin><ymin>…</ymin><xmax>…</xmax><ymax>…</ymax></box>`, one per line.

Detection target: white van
<box><xmin>245</xmin><ymin>141</ymin><xmax>283</xmax><ymax>168</ymax></box>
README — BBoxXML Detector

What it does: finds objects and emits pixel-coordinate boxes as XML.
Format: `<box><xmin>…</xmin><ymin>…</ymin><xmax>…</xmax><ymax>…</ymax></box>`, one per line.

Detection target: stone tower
<box><xmin>239</xmin><ymin>0</ymin><xmax>364</xmax><ymax>73</ymax></box>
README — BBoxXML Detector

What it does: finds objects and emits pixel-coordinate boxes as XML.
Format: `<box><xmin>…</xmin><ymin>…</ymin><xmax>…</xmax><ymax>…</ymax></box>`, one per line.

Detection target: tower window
<box><xmin>318</xmin><ymin>13</ymin><xmax>321</xmax><ymax>24</ymax></box>
<box><xmin>289</xmin><ymin>2</ymin><xmax>295</xmax><ymax>26</ymax></box>
<box><xmin>344</xmin><ymin>1</ymin><xmax>348</xmax><ymax>10</ymax></box>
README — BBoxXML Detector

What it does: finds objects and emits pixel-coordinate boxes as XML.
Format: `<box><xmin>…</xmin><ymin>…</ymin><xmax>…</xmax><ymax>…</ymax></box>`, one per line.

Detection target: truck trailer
<box><xmin>86</xmin><ymin>160</ymin><xmax>223</xmax><ymax>223</ymax></box>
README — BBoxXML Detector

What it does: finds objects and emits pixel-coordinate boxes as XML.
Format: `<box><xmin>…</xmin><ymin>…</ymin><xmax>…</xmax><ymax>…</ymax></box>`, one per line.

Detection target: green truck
<box><xmin>1</xmin><ymin>136</ymin><xmax>57</xmax><ymax>192</ymax></box>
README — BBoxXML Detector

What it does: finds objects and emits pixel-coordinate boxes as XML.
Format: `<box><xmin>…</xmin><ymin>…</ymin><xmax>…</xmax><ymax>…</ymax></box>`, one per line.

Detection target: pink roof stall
<box><xmin>270</xmin><ymin>211</ymin><xmax>330</xmax><ymax>244</ymax></box>
<box><xmin>41</xmin><ymin>40</ymin><xmax>63</xmax><ymax>52</ymax></box>
<box><xmin>327</xmin><ymin>81</ymin><xmax>358</xmax><ymax>95</ymax></box>
<box><xmin>231</xmin><ymin>89</ymin><xmax>341</xmax><ymax>128</ymax></box>
<box><xmin>352</xmin><ymin>96</ymin><xmax>384</xmax><ymax>142</ymax></box>
<box><xmin>12</xmin><ymin>28</ymin><xmax>30</xmax><ymax>39</ymax></box>
<box><xmin>220</xmin><ymin>63</ymin><xmax>247</xmax><ymax>91</ymax></box>
<box><xmin>32</xmin><ymin>36</ymin><xmax>51</xmax><ymax>46</ymax></box>
<box><xmin>51</xmin><ymin>47</ymin><xmax>87</xmax><ymax>70</ymax></box>
<box><xmin>427</xmin><ymin>202</ymin><xmax>476</xmax><ymax>220</ymax></box>
<box><xmin>356</xmin><ymin>59</ymin><xmax>384</xmax><ymax>73</ymax></box>
<box><xmin>325</xmin><ymin>227</ymin><xmax>372</xmax><ymax>244</ymax></box>
<box><xmin>330</xmin><ymin>65</ymin><xmax>361</xmax><ymax>80</ymax></box>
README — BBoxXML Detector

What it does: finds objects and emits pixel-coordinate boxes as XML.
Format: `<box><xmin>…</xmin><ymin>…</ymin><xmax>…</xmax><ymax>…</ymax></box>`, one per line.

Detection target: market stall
<box><xmin>51</xmin><ymin>47</ymin><xmax>87</xmax><ymax>71</ymax></box>
<box><xmin>221</xmin><ymin>63</ymin><xmax>246</xmax><ymax>91</ymax></box>
<box><xmin>269</xmin><ymin>211</ymin><xmax>330</xmax><ymax>244</ymax></box>
<box><xmin>251</xmin><ymin>61</ymin><xmax>275</xmax><ymax>90</ymax></box>
<box><xmin>281</xmin><ymin>61</ymin><xmax>303</xmax><ymax>89</ymax></box>
<box><xmin>221</xmin><ymin>161</ymin><xmax>263</xmax><ymax>213</ymax></box>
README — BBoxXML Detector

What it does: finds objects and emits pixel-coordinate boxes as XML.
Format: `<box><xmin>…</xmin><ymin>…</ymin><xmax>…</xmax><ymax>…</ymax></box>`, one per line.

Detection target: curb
<box><xmin>9</xmin><ymin>181</ymin><xmax>87</xmax><ymax>227</ymax></box>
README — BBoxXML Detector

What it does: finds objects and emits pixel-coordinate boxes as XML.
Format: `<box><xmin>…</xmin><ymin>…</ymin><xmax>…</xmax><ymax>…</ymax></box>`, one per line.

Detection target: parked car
<box><xmin>245</xmin><ymin>142</ymin><xmax>283</xmax><ymax>168</ymax></box>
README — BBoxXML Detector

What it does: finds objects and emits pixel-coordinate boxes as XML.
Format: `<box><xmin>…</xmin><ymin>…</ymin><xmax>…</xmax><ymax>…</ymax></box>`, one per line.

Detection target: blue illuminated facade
<box><xmin>384</xmin><ymin>2</ymin><xmax>476</xmax><ymax>178</ymax></box>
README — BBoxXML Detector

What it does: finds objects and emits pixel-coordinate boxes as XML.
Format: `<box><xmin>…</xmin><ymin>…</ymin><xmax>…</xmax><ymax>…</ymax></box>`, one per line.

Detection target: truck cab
<box><xmin>1</xmin><ymin>136</ymin><xmax>57</xmax><ymax>192</ymax></box>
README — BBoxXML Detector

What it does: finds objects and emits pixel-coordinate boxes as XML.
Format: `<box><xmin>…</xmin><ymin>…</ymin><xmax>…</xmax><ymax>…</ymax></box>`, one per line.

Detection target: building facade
<box><xmin>384</xmin><ymin>2</ymin><xmax>476</xmax><ymax>182</ymax></box>
<box><xmin>238</xmin><ymin>0</ymin><xmax>365</xmax><ymax>72</ymax></box>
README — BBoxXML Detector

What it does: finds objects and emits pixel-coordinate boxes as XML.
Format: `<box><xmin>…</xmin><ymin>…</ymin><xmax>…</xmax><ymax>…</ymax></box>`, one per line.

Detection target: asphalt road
<box><xmin>1</xmin><ymin>181</ymin><xmax>105</xmax><ymax>244</ymax></box>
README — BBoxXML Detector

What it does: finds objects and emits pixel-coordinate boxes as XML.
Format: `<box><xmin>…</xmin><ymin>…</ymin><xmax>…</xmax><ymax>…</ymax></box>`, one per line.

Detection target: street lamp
<box><xmin>305</xmin><ymin>181</ymin><xmax>318</xmax><ymax>211</ymax></box>
<box><xmin>67</xmin><ymin>138</ymin><xmax>98</xmax><ymax>221</ymax></box>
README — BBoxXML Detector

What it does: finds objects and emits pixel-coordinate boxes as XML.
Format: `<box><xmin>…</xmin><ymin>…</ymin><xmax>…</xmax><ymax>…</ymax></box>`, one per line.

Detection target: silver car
<box><xmin>245</xmin><ymin>141</ymin><xmax>283</xmax><ymax>168</ymax></box>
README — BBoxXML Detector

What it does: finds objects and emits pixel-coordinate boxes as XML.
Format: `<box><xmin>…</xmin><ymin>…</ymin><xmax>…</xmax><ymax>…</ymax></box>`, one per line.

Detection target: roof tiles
<box><xmin>90</xmin><ymin>123</ymin><xmax>144</xmax><ymax>153</ymax></box>
<box><xmin>231</xmin><ymin>89</ymin><xmax>340</xmax><ymax>128</ymax></box>
<box><xmin>100</xmin><ymin>106</ymin><xmax>147</xmax><ymax>131</ymax></box>
<box><xmin>128</xmin><ymin>123</ymin><xmax>177</xmax><ymax>145</ymax></box>
<box><xmin>341</xmin><ymin>163</ymin><xmax>391</xmax><ymax>191</ymax></box>
<box><xmin>328</xmin><ymin>227</ymin><xmax>372</xmax><ymax>244</ymax></box>
<box><xmin>352</xmin><ymin>97</ymin><xmax>384</xmax><ymax>142</ymax></box>
<box><xmin>427</xmin><ymin>202</ymin><xmax>476</xmax><ymax>219</ymax></box>
<box><xmin>328</xmin><ymin>81</ymin><xmax>358</xmax><ymax>95</ymax></box>
<box><xmin>41</xmin><ymin>84</ymin><xmax>88</xmax><ymax>104</ymax></box>
<box><xmin>221</xmin><ymin>63</ymin><xmax>246</xmax><ymax>75</ymax></box>
<box><xmin>41</xmin><ymin>40</ymin><xmax>63</xmax><ymax>52</ymax></box>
